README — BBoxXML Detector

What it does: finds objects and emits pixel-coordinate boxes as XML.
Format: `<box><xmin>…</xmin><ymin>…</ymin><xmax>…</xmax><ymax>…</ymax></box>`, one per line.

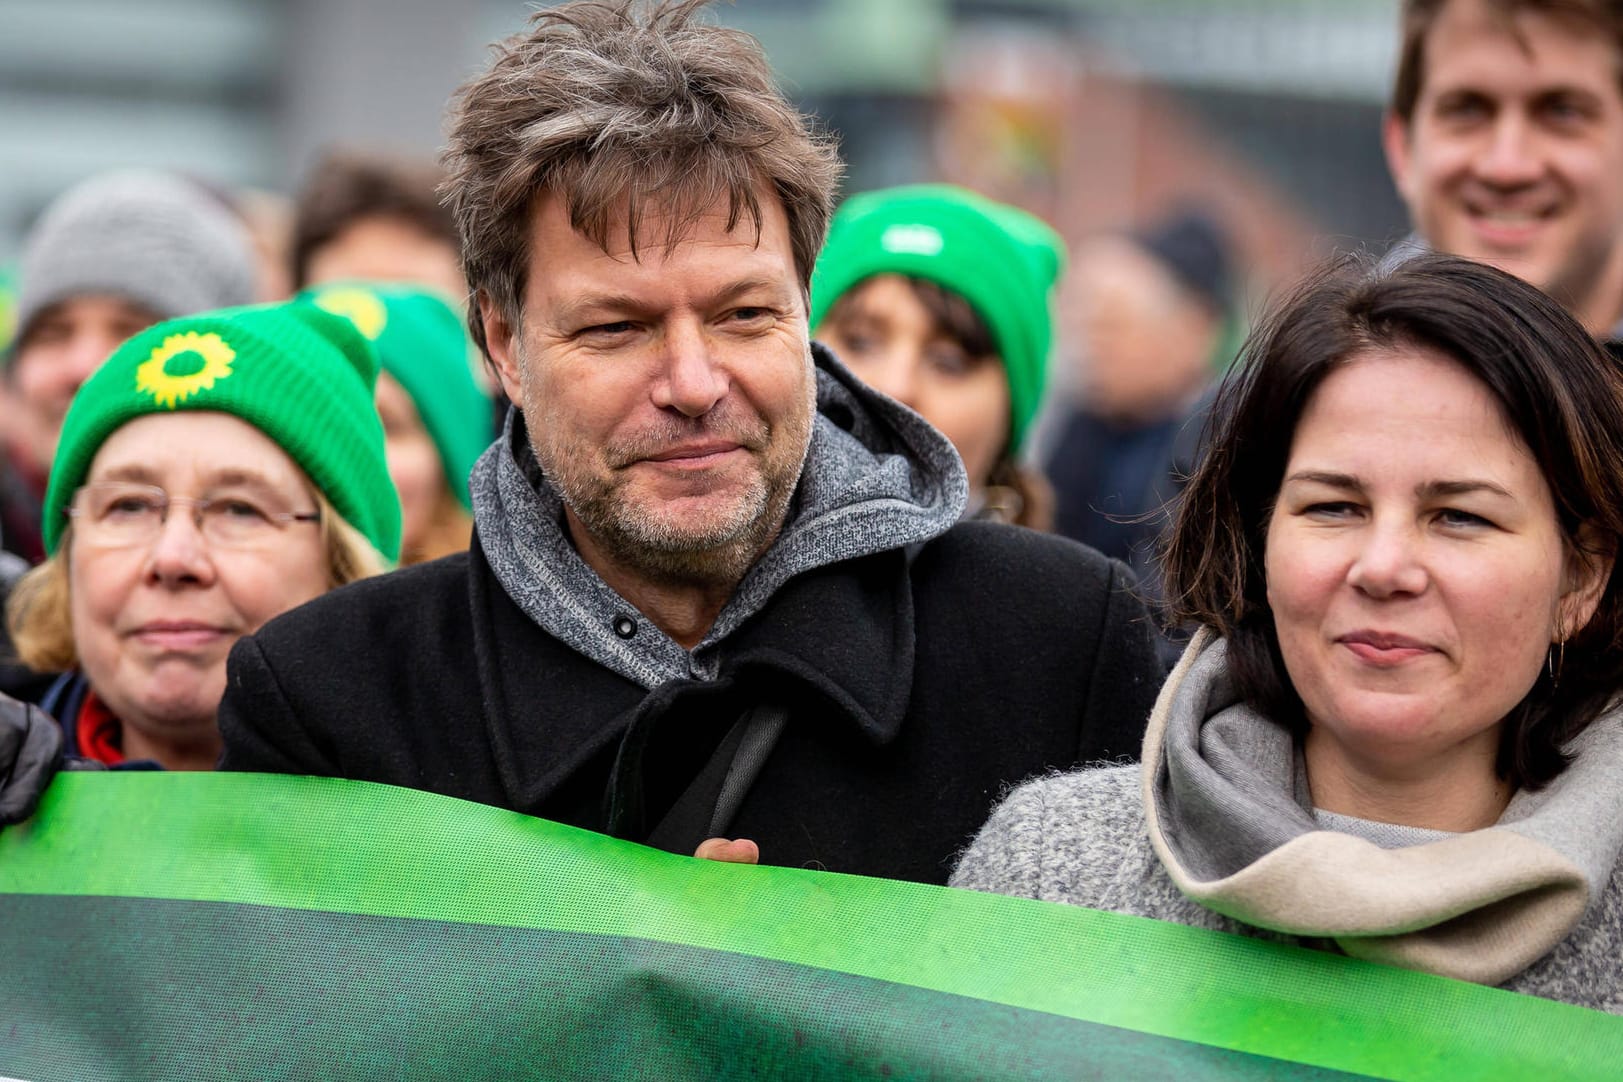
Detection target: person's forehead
<box><xmin>29</xmin><ymin>294</ymin><xmax>157</xmax><ymax>328</ymax></box>
<box><xmin>1073</xmin><ymin>237</ymin><xmax>1181</xmax><ymax>298</ymax></box>
<box><xmin>827</xmin><ymin>274</ymin><xmax>934</xmax><ymax>329</ymax></box>
<box><xmin>519</xmin><ymin>189</ymin><xmax>798</xmax><ymax>321</ymax></box>
<box><xmin>90</xmin><ymin>413</ymin><xmax>304</xmax><ymax>488</ymax></box>
<box><xmin>1418</xmin><ymin>0</ymin><xmax>1623</xmax><ymax>98</ymax></box>
<box><xmin>535</xmin><ymin>186</ymin><xmax>787</xmax><ymax>258</ymax></box>
<box><xmin>13</xmin><ymin>294</ymin><xmax>158</xmax><ymax>363</ymax></box>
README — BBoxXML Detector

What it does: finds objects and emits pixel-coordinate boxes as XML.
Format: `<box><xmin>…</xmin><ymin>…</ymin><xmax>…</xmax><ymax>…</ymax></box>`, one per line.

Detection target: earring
<box><xmin>1548</xmin><ymin>637</ymin><xmax>1566</xmax><ymax>688</ymax></box>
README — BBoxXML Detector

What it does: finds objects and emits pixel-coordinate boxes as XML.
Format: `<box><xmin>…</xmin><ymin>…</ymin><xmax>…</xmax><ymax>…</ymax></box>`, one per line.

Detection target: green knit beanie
<box><xmin>44</xmin><ymin>301</ymin><xmax>402</xmax><ymax>562</ymax></box>
<box><xmin>302</xmin><ymin>282</ymin><xmax>493</xmax><ymax>510</ymax></box>
<box><xmin>810</xmin><ymin>184</ymin><xmax>1066</xmax><ymax>451</ymax></box>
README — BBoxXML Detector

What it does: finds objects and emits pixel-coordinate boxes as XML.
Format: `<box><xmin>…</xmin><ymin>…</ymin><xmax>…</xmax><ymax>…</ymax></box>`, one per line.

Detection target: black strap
<box><xmin>644</xmin><ymin>704</ymin><xmax>788</xmax><ymax>854</ymax></box>
<box><xmin>707</xmin><ymin>704</ymin><xmax>788</xmax><ymax>838</ymax></box>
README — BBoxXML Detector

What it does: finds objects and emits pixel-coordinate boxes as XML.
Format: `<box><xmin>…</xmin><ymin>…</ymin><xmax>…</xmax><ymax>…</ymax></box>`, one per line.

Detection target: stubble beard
<box><xmin>529</xmin><ymin>369</ymin><xmax>816</xmax><ymax>591</ymax></box>
<box><xmin>1436</xmin><ymin>196</ymin><xmax>1622</xmax><ymax>328</ymax></box>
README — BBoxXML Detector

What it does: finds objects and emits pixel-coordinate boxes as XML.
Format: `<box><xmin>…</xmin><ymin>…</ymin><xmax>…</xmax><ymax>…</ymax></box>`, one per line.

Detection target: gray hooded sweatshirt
<box><xmin>952</xmin><ymin>627</ymin><xmax>1623</xmax><ymax>1013</ymax></box>
<box><xmin>471</xmin><ymin>343</ymin><xmax>969</xmax><ymax>690</ymax></box>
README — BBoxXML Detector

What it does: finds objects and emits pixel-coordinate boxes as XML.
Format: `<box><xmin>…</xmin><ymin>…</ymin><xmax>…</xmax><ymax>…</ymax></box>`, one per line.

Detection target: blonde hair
<box><xmin>982</xmin><ymin>458</ymin><xmax>1056</xmax><ymax>532</ymax></box>
<box><xmin>5</xmin><ymin>552</ymin><xmax>73</xmax><ymax>672</ymax></box>
<box><xmin>4</xmin><ymin>489</ymin><xmax>385</xmax><ymax>673</ymax></box>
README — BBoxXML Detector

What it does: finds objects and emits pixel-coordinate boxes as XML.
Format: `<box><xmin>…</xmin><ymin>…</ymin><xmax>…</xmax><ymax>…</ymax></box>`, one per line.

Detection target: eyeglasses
<box><xmin>66</xmin><ymin>482</ymin><xmax>321</xmax><ymax>549</ymax></box>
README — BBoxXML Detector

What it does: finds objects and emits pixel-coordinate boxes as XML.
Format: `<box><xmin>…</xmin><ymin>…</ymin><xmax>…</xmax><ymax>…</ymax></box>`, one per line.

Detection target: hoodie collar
<box><xmin>470</xmin><ymin>342</ymin><xmax>966</xmax><ymax>691</ymax></box>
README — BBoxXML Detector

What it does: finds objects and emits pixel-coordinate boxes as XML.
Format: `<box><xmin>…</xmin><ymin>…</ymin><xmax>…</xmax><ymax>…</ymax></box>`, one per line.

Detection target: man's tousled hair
<box><xmin>441</xmin><ymin>0</ymin><xmax>844</xmax><ymax>360</ymax></box>
<box><xmin>1391</xmin><ymin>0</ymin><xmax>1623</xmax><ymax>123</ymax></box>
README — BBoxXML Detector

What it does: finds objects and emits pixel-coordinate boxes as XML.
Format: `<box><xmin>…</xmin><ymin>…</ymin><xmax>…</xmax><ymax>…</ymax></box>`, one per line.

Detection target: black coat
<box><xmin>219</xmin><ymin>521</ymin><xmax>1163</xmax><ymax>885</ymax></box>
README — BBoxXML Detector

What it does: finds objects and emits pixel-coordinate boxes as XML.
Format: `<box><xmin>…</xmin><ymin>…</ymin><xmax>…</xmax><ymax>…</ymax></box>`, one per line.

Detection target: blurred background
<box><xmin>0</xmin><ymin>0</ymin><xmax>1405</xmax><ymax>358</ymax></box>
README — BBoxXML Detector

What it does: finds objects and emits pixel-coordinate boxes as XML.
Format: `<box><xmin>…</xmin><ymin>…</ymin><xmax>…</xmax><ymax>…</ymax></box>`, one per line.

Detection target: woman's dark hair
<box><xmin>1163</xmin><ymin>252</ymin><xmax>1623</xmax><ymax>789</ymax></box>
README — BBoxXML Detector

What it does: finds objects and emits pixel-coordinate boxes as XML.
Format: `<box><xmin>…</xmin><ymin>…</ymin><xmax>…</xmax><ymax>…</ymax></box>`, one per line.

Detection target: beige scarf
<box><xmin>1142</xmin><ymin>628</ymin><xmax>1623</xmax><ymax>984</ymax></box>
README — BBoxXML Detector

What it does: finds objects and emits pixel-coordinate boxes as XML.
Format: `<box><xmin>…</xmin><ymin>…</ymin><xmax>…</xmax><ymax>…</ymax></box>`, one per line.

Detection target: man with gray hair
<box><xmin>205</xmin><ymin>0</ymin><xmax>1161</xmax><ymax>884</ymax></box>
<box><xmin>1</xmin><ymin>169</ymin><xmax>257</xmax><ymax>567</ymax></box>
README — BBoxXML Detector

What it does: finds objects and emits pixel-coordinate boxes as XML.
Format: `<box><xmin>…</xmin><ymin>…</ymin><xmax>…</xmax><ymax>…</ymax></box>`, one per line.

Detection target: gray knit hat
<box><xmin>11</xmin><ymin>170</ymin><xmax>257</xmax><ymax>357</ymax></box>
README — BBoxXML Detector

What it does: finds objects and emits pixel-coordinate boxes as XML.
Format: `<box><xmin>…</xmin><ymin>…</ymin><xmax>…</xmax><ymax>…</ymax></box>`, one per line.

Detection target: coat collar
<box><xmin>469</xmin><ymin>344</ymin><xmax>964</xmax><ymax>695</ymax></box>
<box><xmin>466</xmin><ymin>535</ymin><xmax>917</xmax><ymax>818</ymax></box>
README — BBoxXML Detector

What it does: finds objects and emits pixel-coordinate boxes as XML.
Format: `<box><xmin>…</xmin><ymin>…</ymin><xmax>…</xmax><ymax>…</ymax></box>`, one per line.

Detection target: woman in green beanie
<box><xmin>2</xmin><ymin>301</ymin><xmax>400</xmax><ymax>770</ymax></box>
<box><xmin>811</xmin><ymin>184</ymin><xmax>1064</xmax><ymax>529</ymax></box>
<box><xmin>304</xmin><ymin>283</ymin><xmax>493</xmax><ymax>564</ymax></box>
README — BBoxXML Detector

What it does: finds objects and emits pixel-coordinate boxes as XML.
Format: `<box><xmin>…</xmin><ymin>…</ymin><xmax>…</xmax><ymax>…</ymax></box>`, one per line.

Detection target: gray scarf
<box><xmin>469</xmin><ymin>345</ymin><xmax>968</xmax><ymax>690</ymax></box>
<box><xmin>1145</xmin><ymin>627</ymin><xmax>1623</xmax><ymax>984</ymax></box>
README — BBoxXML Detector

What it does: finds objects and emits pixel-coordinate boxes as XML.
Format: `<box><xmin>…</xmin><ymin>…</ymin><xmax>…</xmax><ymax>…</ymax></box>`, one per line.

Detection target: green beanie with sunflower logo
<box><xmin>43</xmin><ymin>300</ymin><xmax>402</xmax><ymax>562</ymax></box>
<box><xmin>301</xmin><ymin>282</ymin><xmax>493</xmax><ymax>510</ymax></box>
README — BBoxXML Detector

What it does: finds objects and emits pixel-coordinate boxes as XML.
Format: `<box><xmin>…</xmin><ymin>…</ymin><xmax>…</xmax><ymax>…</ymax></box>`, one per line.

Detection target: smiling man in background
<box><xmin>1141</xmin><ymin>0</ymin><xmax>1623</xmax><ymax>656</ymax></box>
<box><xmin>1384</xmin><ymin>0</ymin><xmax>1623</xmax><ymax>338</ymax></box>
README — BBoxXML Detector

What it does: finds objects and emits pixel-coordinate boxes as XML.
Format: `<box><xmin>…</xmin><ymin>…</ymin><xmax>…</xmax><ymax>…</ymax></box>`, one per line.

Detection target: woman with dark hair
<box><xmin>952</xmin><ymin>253</ymin><xmax>1623</xmax><ymax>1011</ymax></box>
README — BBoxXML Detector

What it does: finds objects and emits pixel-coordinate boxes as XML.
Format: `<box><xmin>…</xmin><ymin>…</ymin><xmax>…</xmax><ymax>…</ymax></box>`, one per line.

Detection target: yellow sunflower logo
<box><xmin>312</xmin><ymin>288</ymin><xmax>388</xmax><ymax>340</ymax></box>
<box><xmin>135</xmin><ymin>332</ymin><xmax>237</xmax><ymax>409</ymax></box>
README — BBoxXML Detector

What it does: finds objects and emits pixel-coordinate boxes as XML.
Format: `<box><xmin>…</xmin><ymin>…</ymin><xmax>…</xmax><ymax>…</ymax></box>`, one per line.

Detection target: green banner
<box><xmin>0</xmin><ymin>773</ymin><xmax>1618</xmax><ymax>1080</ymax></box>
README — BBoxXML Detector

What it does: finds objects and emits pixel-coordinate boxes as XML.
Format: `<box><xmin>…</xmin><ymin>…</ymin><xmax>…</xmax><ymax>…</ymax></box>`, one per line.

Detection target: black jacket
<box><xmin>219</xmin><ymin>522</ymin><xmax>1162</xmax><ymax>885</ymax></box>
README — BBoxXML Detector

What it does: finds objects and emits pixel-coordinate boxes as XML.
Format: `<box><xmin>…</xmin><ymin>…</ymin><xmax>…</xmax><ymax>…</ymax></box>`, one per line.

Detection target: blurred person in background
<box><xmin>305</xmin><ymin>283</ymin><xmax>493</xmax><ymax>564</ymax></box>
<box><xmin>1045</xmin><ymin>209</ymin><xmax>1232</xmax><ymax>568</ymax></box>
<box><xmin>0</xmin><ymin>170</ymin><xmax>257</xmax><ymax>569</ymax></box>
<box><xmin>291</xmin><ymin>152</ymin><xmax>503</xmax><ymax>435</ymax></box>
<box><xmin>2</xmin><ymin>302</ymin><xmax>398</xmax><ymax>770</ymax></box>
<box><xmin>955</xmin><ymin>255</ymin><xmax>1623</xmax><ymax>1011</ymax></box>
<box><xmin>809</xmin><ymin>184</ymin><xmax>1064</xmax><ymax>530</ymax></box>
<box><xmin>291</xmin><ymin>151</ymin><xmax>466</xmax><ymax>306</ymax></box>
<box><xmin>233</xmin><ymin>187</ymin><xmax>297</xmax><ymax>303</ymax></box>
<box><xmin>0</xmin><ymin>271</ymin><xmax>23</xmax><ymax>592</ymax></box>
<box><xmin>1384</xmin><ymin>0</ymin><xmax>1623</xmax><ymax>342</ymax></box>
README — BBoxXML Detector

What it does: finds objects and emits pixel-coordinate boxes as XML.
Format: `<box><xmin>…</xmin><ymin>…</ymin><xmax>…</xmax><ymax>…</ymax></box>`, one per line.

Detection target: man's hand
<box><xmin>0</xmin><ymin>692</ymin><xmax>64</xmax><ymax>824</ymax></box>
<box><xmin>693</xmin><ymin>837</ymin><xmax>760</xmax><ymax>864</ymax></box>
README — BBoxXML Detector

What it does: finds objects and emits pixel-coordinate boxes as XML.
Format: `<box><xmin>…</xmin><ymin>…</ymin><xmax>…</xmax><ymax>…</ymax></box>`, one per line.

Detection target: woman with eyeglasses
<box><xmin>2</xmin><ymin>302</ymin><xmax>400</xmax><ymax>770</ymax></box>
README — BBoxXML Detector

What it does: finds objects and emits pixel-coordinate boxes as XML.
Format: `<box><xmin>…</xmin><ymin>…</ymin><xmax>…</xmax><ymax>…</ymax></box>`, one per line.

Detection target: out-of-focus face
<box><xmin>1384</xmin><ymin>0</ymin><xmax>1623</xmax><ymax>333</ymax></box>
<box><xmin>375</xmin><ymin>371</ymin><xmax>447</xmax><ymax>557</ymax></box>
<box><xmin>304</xmin><ymin>215</ymin><xmax>467</xmax><ymax>306</ymax></box>
<box><xmin>7</xmin><ymin>295</ymin><xmax>155</xmax><ymax>475</ymax></box>
<box><xmin>1264</xmin><ymin>345</ymin><xmax>1604</xmax><ymax>790</ymax></box>
<box><xmin>816</xmin><ymin>274</ymin><xmax>1011</xmax><ymax>490</ymax></box>
<box><xmin>482</xmin><ymin>189</ymin><xmax>816</xmax><ymax>587</ymax></box>
<box><xmin>67</xmin><ymin>412</ymin><xmax>331</xmax><ymax>765</ymax></box>
<box><xmin>1067</xmin><ymin>236</ymin><xmax>1218</xmax><ymax>422</ymax></box>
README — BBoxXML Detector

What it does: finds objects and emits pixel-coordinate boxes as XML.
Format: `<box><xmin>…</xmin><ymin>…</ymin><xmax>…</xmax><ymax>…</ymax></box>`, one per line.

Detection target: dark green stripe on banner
<box><xmin>1</xmin><ymin>773</ymin><xmax>1620</xmax><ymax>1081</ymax></box>
<box><xmin>0</xmin><ymin>894</ymin><xmax>1371</xmax><ymax>1081</ymax></box>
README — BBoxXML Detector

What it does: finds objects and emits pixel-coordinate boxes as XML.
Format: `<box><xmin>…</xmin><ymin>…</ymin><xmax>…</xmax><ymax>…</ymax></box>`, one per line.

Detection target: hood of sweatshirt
<box><xmin>1142</xmin><ymin>627</ymin><xmax>1623</xmax><ymax>985</ymax></box>
<box><xmin>470</xmin><ymin>342</ymin><xmax>968</xmax><ymax>690</ymax></box>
